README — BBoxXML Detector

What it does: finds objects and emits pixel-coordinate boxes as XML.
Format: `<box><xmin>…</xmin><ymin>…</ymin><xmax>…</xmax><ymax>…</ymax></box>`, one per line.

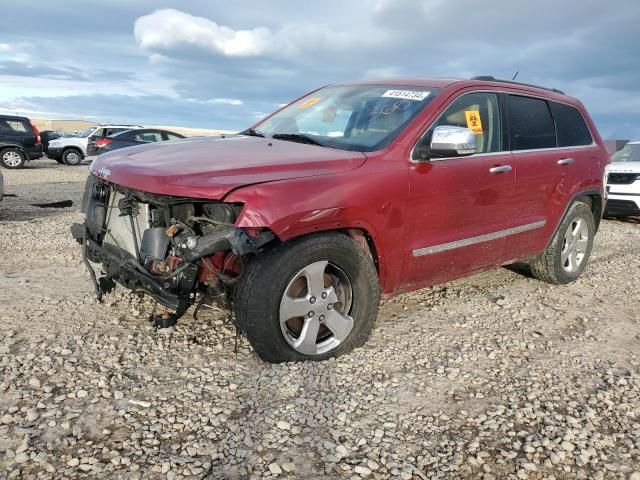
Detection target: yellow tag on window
<box><xmin>299</xmin><ymin>97</ymin><xmax>321</xmax><ymax>109</ymax></box>
<box><xmin>464</xmin><ymin>110</ymin><xmax>483</xmax><ymax>133</ymax></box>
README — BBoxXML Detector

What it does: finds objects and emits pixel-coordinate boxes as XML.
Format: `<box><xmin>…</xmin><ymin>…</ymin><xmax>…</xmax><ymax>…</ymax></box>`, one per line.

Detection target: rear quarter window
<box><xmin>0</xmin><ymin>119</ymin><xmax>29</xmax><ymax>133</ymax></box>
<box><xmin>508</xmin><ymin>95</ymin><xmax>556</xmax><ymax>150</ymax></box>
<box><xmin>548</xmin><ymin>102</ymin><xmax>593</xmax><ymax>147</ymax></box>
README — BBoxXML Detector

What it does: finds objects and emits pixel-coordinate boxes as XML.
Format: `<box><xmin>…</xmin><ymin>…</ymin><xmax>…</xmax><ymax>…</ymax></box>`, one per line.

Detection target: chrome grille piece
<box><xmin>608</xmin><ymin>173</ymin><xmax>637</xmax><ymax>185</ymax></box>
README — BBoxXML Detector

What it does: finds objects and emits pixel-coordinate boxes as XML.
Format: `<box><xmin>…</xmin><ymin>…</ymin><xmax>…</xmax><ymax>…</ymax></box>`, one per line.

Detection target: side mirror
<box><xmin>415</xmin><ymin>125</ymin><xmax>477</xmax><ymax>161</ymax></box>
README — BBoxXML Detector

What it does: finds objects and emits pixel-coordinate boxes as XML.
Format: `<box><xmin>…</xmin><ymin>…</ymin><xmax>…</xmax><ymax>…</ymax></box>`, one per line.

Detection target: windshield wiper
<box><xmin>240</xmin><ymin>128</ymin><xmax>265</xmax><ymax>137</ymax></box>
<box><xmin>271</xmin><ymin>133</ymin><xmax>326</xmax><ymax>147</ymax></box>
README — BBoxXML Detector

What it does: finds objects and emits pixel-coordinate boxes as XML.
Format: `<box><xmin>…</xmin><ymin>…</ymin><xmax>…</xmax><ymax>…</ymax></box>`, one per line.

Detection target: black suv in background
<box><xmin>0</xmin><ymin>115</ymin><xmax>43</xmax><ymax>168</ymax></box>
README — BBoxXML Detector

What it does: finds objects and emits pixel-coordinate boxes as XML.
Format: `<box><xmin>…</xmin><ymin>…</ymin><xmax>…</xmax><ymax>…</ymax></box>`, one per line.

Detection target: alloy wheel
<box><xmin>279</xmin><ymin>260</ymin><xmax>354</xmax><ymax>356</ymax></box>
<box><xmin>560</xmin><ymin>218</ymin><xmax>589</xmax><ymax>273</ymax></box>
<box><xmin>2</xmin><ymin>151</ymin><xmax>22</xmax><ymax>167</ymax></box>
<box><xmin>65</xmin><ymin>151</ymin><xmax>81</xmax><ymax>164</ymax></box>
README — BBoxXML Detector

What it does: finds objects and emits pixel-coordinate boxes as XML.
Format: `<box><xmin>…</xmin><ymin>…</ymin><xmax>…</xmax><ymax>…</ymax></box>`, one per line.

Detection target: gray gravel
<box><xmin>0</xmin><ymin>161</ymin><xmax>639</xmax><ymax>479</ymax></box>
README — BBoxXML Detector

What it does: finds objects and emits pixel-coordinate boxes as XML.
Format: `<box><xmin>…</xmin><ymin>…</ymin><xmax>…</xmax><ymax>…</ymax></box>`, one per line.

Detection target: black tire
<box><xmin>529</xmin><ymin>201</ymin><xmax>595</xmax><ymax>284</ymax></box>
<box><xmin>235</xmin><ymin>232</ymin><xmax>380</xmax><ymax>363</ymax></box>
<box><xmin>62</xmin><ymin>148</ymin><xmax>83</xmax><ymax>166</ymax></box>
<box><xmin>0</xmin><ymin>148</ymin><xmax>26</xmax><ymax>169</ymax></box>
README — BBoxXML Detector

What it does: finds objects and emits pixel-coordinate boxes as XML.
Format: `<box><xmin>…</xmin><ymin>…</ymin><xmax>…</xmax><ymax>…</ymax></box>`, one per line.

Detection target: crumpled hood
<box><xmin>90</xmin><ymin>135</ymin><xmax>367</xmax><ymax>200</ymax></box>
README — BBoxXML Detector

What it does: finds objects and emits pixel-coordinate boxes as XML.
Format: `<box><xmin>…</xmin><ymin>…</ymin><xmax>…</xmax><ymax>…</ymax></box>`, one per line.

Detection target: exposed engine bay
<box><xmin>71</xmin><ymin>175</ymin><xmax>274</xmax><ymax>327</ymax></box>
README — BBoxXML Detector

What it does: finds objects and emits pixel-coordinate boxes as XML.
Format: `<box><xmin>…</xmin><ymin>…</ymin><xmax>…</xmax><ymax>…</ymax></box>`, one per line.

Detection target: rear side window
<box><xmin>548</xmin><ymin>102</ymin><xmax>592</xmax><ymax>146</ymax></box>
<box><xmin>0</xmin><ymin>119</ymin><xmax>29</xmax><ymax>133</ymax></box>
<box><xmin>106</xmin><ymin>128</ymin><xmax>128</xmax><ymax>136</ymax></box>
<box><xmin>508</xmin><ymin>95</ymin><xmax>556</xmax><ymax>150</ymax></box>
<box><xmin>134</xmin><ymin>131</ymin><xmax>163</xmax><ymax>142</ymax></box>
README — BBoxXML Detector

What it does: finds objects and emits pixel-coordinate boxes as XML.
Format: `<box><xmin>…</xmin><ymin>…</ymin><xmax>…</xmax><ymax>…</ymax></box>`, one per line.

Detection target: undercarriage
<box><xmin>71</xmin><ymin>175</ymin><xmax>274</xmax><ymax>327</ymax></box>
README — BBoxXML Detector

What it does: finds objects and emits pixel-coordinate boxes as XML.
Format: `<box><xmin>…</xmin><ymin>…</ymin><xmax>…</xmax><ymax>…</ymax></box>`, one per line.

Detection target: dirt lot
<box><xmin>0</xmin><ymin>159</ymin><xmax>639</xmax><ymax>480</ymax></box>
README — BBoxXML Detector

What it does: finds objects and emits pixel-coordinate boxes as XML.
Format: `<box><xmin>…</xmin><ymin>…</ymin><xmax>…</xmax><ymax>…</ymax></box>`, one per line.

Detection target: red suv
<box><xmin>73</xmin><ymin>76</ymin><xmax>609</xmax><ymax>363</ymax></box>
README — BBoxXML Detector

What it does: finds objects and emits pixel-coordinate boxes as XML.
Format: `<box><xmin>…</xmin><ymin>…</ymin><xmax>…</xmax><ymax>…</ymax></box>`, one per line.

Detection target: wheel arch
<box><xmin>259</xmin><ymin>224</ymin><xmax>387</xmax><ymax>291</ymax></box>
<box><xmin>0</xmin><ymin>144</ymin><xmax>28</xmax><ymax>157</ymax></box>
<box><xmin>546</xmin><ymin>188</ymin><xmax>603</xmax><ymax>249</ymax></box>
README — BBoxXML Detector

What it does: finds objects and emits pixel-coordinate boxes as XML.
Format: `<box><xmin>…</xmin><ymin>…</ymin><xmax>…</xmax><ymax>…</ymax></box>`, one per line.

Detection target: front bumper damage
<box><xmin>71</xmin><ymin>175</ymin><xmax>273</xmax><ymax>326</ymax></box>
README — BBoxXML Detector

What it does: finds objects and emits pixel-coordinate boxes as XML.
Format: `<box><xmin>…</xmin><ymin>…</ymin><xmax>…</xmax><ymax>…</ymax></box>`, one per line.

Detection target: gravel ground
<box><xmin>0</xmin><ymin>160</ymin><xmax>639</xmax><ymax>480</ymax></box>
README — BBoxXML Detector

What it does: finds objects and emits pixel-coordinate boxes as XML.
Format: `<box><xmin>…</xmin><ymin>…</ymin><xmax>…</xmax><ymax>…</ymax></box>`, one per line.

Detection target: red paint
<box><xmin>91</xmin><ymin>78</ymin><xmax>609</xmax><ymax>298</ymax></box>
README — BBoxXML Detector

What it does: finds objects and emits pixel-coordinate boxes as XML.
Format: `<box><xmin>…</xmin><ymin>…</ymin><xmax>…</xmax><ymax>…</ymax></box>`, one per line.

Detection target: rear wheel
<box><xmin>0</xmin><ymin>148</ymin><xmax>26</xmax><ymax>169</ymax></box>
<box><xmin>529</xmin><ymin>201</ymin><xmax>595</xmax><ymax>284</ymax></box>
<box><xmin>235</xmin><ymin>232</ymin><xmax>380</xmax><ymax>363</ymax></box>
<box><xmin>62</xmin><ymin>148</ymin><xmax>83</xmax><ymax>166</ymax></box>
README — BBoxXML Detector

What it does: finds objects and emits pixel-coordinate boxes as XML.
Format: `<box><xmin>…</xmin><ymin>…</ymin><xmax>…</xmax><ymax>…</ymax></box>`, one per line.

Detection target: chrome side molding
<box><xmin>412</xmin><ymin>220</ymin><xmax>547</xmax><ymax>257</ymax></box>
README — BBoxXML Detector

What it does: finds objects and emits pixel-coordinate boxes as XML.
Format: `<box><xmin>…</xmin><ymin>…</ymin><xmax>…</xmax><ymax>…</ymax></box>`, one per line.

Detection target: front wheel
<box><xmin>235</xmin><ymin>232</ymin><xmax>380</xmax><ymax>363</ymax></box>
<box><xmin>62</xmin><ymin>149</ymin><xmax>83</xmax><ymax>166</ymax></box>
<box><xmin>529</xmin><ymin>201</ymin><xmax>595</xmax><ymax>284</ymax></box>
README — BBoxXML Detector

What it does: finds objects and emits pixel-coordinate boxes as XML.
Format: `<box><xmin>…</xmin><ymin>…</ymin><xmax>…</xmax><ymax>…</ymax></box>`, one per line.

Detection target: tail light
<box><xmin>95</xmin><ymin>138</ymin><xmax>112</xmax><ymax>148</ymax></box>
<box><xmin>30</xmin><ymin>122</ymin><xmax>41</xmax><ymax>145</ymax></box>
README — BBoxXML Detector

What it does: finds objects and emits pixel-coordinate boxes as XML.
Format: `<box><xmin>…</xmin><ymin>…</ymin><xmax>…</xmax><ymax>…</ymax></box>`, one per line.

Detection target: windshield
<box><xmin>253</xmin><ymin>85</ymin><xmax>439</xmax><ymax>152</ymax></box>
<box><xmin>612</xmin><ymin>143</ymin><xmax>640</xmax><ymax>162</ymax></box>
<box><xmin>75</xmin><ymin>127</ymin><xmax>97</xmax><ymax>138</ymax></box>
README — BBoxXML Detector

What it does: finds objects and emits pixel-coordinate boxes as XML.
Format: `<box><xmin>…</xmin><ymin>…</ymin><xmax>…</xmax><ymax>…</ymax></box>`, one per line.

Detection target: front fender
<box><xmin>224</xmin><ymin>165</ymin><xmax>410</xmax><ymax>295</ymax></box>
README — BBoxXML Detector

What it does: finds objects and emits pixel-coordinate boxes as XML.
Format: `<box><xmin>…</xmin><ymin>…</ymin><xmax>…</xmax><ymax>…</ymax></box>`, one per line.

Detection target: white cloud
<box><xmin>134</xmin><ymin>9</ymin><xmax>278</xmax><ymax>57</ymax></box>
<box><xmin>0</xmin><ymin>43</ymin><xmax>10</xmax><ymax>53</ymax></box>
<box><xmin>133</xmin><ymin>8</ymin><xmax>381</xmax><ymax>61</ymax></box>
<box><xmin>207</xmin><ymin>98</ymin><xmax>243</xmax><ymax>106</ymax></box>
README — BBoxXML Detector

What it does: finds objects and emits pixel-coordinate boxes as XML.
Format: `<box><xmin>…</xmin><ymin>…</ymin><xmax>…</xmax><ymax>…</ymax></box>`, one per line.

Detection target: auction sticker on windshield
<box><xmin>299</xmin><ymin>97</ymin><xmax>322</xmax><ymax>109</ymax></box>
<box><xmin>382</xmin><ymin>90</ymin><xmax>430</xmax><ymax>101</ymax></box>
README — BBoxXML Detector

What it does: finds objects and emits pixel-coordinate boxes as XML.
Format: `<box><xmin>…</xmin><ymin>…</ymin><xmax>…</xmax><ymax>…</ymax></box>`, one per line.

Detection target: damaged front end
<box><xmin>71</xmin><ymin>175</ymin><xmax>274</xmax><ymax>327</ymax></box>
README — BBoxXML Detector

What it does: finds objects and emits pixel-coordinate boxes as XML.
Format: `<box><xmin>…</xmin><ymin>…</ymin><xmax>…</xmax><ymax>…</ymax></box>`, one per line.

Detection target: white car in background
<box><xmin>605</xmin><ymin>141</ymin><xmax>640</xmax><ymax>217</ymax></box>
<box><xmin>46</xmin><ymin>124</ymin><xmax>142</xmax><ymax>166</ymax></box>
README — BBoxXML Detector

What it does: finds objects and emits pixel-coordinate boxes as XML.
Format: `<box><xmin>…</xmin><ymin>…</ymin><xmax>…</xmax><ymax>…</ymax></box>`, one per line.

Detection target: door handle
<box><xmin>489</xmin><ymin>165</ymin><xmax>512</xmax><ymax>174</ymax></box>
<box><xmin>557</xmin><ymin>158</ymin><xmax>575</xmax><ymax>165</ymax></box>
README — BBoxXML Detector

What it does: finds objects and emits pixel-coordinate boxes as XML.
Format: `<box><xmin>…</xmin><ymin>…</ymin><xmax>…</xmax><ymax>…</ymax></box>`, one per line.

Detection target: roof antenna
<box><xmin>512</xmin><ymin>71</ymin><xmax>519</xmax><ymax>80</ymax></box>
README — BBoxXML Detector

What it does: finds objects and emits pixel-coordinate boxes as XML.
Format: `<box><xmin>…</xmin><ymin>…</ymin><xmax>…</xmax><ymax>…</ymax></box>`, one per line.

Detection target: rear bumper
<box><xmin>26</xmin><ymin>145</ymin><xmax>43</xmax><ymax>160</ymax></box>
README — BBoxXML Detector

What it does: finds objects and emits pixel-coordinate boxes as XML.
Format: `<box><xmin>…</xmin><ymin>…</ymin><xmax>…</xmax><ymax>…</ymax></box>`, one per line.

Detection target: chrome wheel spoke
<box><xmin>575</xmin><ymin>237</ymin><xmax>588</xmax><ymax>252</ymax></box>
<box><xmin>293</xmin><ymin>317</ymin><xmax>320</xmax><ymax>355</ymax></box>
<box><xmin>571</xmin><ymin>219</ymin><xmax>583</xmax><ymax>239</ymax></box>
<box><xmin>280</xmin><ymin>295</ymin><xmax>312</xmax><ymax>320</ymax></box>
<box><xmin>561</xmin><ymin>246</ymin><xmax>570</xmax><ymax>266</ymax></box>
<box><xmin>302</xmin><ymin>260</ymin><xmax>328</xmax><ymax>295</ymax></box>
<box><xmin>563</xmin><ymin>229</ymin><xmax>573</xmax><ymax>245</ymax></box>
<box><xmin>323</xmin><ymin>310</ymin><xmax>353</xmax><ymax>343</ymax></box>
<box><xmin>569</xmin><ymin>249</ymin><xmax>578</xmax><ymax>271</ymax></box>
<box><xmin>325</xmin><ymin>285</ymin><xmax>340</xmax><ymax>304</ymax></box>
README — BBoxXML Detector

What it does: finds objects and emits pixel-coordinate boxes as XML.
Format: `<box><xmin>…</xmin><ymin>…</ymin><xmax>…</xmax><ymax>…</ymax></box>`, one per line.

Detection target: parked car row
<box><xmin>0</xmin><ymin>114</ymin><xmax>185</xmax><ymax>168</ymax></box>
<box><xmin>47</xmin><ymin>124</ymin><xmax>142</xmax><ymax>165</ymax></box>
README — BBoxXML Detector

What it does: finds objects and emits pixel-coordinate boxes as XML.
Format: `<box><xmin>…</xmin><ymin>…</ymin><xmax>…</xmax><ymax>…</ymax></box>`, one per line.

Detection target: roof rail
<box><xmin>470</xmin><ymin>75</ymin><xmax>565</xmax><ymax>95</ymax></box>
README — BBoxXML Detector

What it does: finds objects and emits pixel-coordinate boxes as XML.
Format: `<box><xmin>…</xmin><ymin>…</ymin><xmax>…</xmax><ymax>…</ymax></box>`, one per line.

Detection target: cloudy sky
<box><xmin>1</xmin><ymin>0</ymin><xmax>639</xmax><ymax>138</ymax></box>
